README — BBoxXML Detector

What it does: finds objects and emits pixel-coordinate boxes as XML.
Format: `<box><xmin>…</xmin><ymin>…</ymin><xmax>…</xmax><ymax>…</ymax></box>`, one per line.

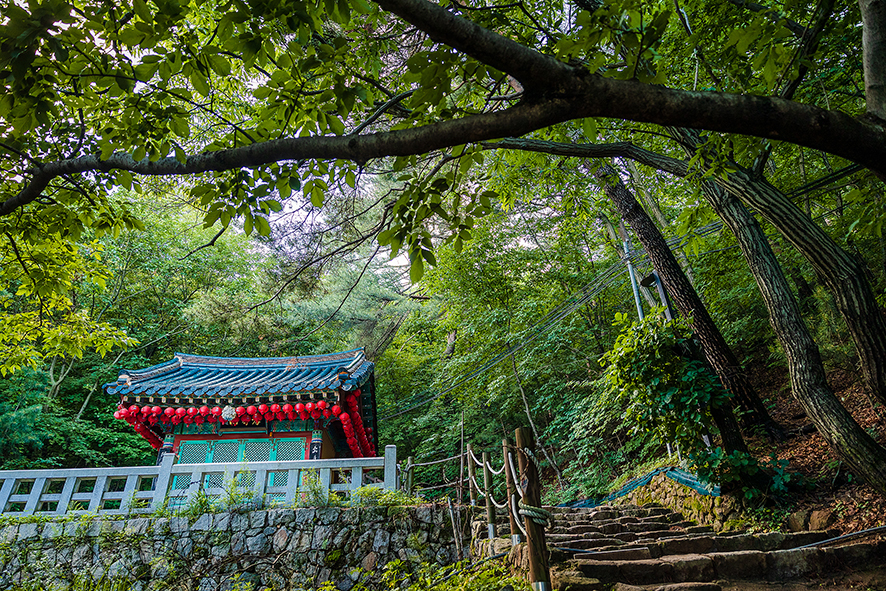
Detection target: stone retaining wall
<box><xmin>0</xmin><ymin>505</ymin><xmax>458</xmax><ymax>590</ymax></box>
<box><xmin>612</xmin><ymin>472</ymin><xmax>740</xmax><ymax>530</ymax></box>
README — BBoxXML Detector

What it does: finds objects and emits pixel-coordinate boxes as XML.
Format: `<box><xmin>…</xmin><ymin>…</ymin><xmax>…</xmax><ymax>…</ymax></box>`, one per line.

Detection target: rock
<box><xmin>786</xmin><ymin>510</ymin><xmax>810</xmax><ymax>532</ymax></box>
<box><xmin>809</xmin><ymin>509</ymin><xmax>837</xmax><ymax>531</ymax></box>
<box><xmin>17</xmin><ymin>523</ymin><xmax>39</xmax><ymax>541</ymax></box>
<box><xmin>190</xmin><ymin>513</ymin><xmax>212</xmax><ymax>531</ymax></box>
<box><xmin>272</xmin><ymin>527</ymin><xmax>289</xmax><ymax>553</ymax></box>
<box><xmin>246</xmin><ymin>533</ymin><xmax>269</xmax><ymax>554</ymax></box>
<box><xmin>249</xmin><ymin>510</ymin><xmax>267</xmax><ymax>530</ymax></box>
<box><xmin>213</xmin><ymin>512</ymin><xmax>231</xmax><ymax>531</ymax></box>
<box><xmin>362</xmin><ymin>551</ymin><xmax>377</xmax><ymax>571</ymax></box>
<box><xmin>371</xmin><ymin>529</ymin><xmax>391</xmax><ymax>554</ymax></box>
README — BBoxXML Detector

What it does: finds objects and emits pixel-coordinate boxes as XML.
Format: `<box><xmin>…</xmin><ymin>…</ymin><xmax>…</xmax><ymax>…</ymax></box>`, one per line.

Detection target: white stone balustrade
<box><xmin>0</xmin><ymin>445</ymin><xmax>397</xmax><ymax>516</ymax></box>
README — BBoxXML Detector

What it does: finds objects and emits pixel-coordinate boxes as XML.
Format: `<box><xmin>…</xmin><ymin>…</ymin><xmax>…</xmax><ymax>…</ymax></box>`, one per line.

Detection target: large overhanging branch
<box><xmin>4</xmin><ymin>0</ymin><xmax>886</xmax><ymax>218</ymax></box>
<box><xmin>482</xmin><ymin>137</ymin><xmax>690</xmax><ymax>177</ymax></box>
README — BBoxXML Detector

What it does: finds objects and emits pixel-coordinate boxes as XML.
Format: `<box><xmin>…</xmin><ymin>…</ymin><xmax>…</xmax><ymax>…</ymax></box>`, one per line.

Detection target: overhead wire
<box><xmin>380</xmin><ymin>164</ymin><xmax>866</xmax><ymax>421</ymax></box>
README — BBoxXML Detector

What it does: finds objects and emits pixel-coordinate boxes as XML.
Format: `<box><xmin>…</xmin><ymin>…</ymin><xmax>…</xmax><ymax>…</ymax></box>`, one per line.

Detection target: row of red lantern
<box><xmin>339</xmin><ymin>411</ymin><xmax>363</xmax><ymax>458</ymax></box>
<box><xmin>114</xmin><ymin>401</ymin><xmax>344</xmax><ymax>425</ymax></box>
<box><xmin>345</xmin><ymin>393</ymin><xmax>376</xmax><ymax>456</ymax></box>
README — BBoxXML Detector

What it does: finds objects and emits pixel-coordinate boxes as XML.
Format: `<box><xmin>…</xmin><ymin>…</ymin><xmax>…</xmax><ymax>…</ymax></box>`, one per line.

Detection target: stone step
<box><xmin>565</xmin><ymin>541</ymin><xmax>886</xmax><ymax>586</ymax></box>
<box><xmin>551</xmin><ymin>530</ymin><xmax>837</xmax><ymax>561</ymax></box>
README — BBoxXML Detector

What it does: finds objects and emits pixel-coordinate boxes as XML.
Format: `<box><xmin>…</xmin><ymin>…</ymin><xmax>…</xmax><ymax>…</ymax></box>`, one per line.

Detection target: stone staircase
<box><xmin>543</xmin><ymin>503</ymin><xmax>886</xmax><ymax>590</ymax></box>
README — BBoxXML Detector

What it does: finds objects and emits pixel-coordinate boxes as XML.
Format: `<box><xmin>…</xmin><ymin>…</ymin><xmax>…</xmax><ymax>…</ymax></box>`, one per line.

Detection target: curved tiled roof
<box><xmin>104</xmin><ymin>348</ymin><xmax>373</xmax><ymax>402</ymax></box>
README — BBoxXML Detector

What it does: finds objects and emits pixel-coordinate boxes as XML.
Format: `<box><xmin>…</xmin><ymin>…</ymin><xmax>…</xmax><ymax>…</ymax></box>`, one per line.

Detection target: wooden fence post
<box><xmin>482</xmin><ymin>451</ymin><xmax>496</xmax><ymax>539</ymax></box>
<box><xmin>406</xmin><ymin>456</ymin><xmax>414</xmax><ymax>495</ymax></box>
<box><xmin>503</xmin><ymin>437</ymin><xmax>521</xmax><ymax>545</ymax></box>
<box><xmin>467</xmin><ymin>443</ymin><xmax>477</xmax><ymax>506</ymax></box>
<box><xmin>515</xmin><ymin>427</ymin><xmax>550</xmax><ymax>591</ymax></box>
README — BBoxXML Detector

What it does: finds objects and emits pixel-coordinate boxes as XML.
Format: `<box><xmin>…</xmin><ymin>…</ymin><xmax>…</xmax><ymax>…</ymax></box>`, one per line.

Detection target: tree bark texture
<box><xmin>861</xmin><ymin>0</ymin><xmax>886</xmax><ymax>121</ymax></box>
<box><xmin>719</xmin><ymin>171</ymin><xmax>886</xmax><ymax>409</ymax></box>
<box><xmin>695</xmin><ymin>177</ymin><xmax>886</xmax><ymax>495</ymax></box>
<box><xmin>594</xmin><ymin>165</ymin><xmax>750</xmax><ymax>458</ymax></box>
<box><xmin>671</xmin><ymin>128</ymin><xmax>886</xmax><ymax>410</ymax></box>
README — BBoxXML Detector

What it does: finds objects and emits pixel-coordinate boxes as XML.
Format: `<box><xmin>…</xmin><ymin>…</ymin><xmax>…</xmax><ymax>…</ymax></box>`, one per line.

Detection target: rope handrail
<box><xmin>412</xmin><ymin>452</ymin><xmax>464</xmax><ymax>467</ymax></box>
<box><xmin>508</xmin><ymin>452</ymin><xmax>523</xmax><ymax>498</ymax></box>
<box><xmin>417</xmin><ymin>480</ymin><xmax>467</xmax><ymax>492</ymax></box>
<box><xmin>468</xmin><ymin>447</ymin><xmax>483</xmax><ymax>467</ymax></box>
<box><xmin>485</xmin><ymin>460</ymin><xmax>505</xmax><ymax>476</ymax></box>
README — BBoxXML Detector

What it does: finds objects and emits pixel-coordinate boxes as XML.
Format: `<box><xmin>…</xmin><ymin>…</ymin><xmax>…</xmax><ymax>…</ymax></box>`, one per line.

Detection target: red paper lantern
<box><xmin>183</xmin><ymin>415</ymin><xmax>193</xmax><ymax>424</ymax></box>
<box><xmin>317</xmin><ymin>400</ymin><xmax>327</xmax><ymax>410</ymax></box>
<box><xmin>211</xmin><ymin>406</ymin><xmax>222</xmax><ymax>416</ymax></box>
<box><xmin>199</xmin><ymin>406</ymin><xmax>209</xmax><ymax>416</ymax></box>
<box><xmin>270</xmin><ymin>403</ymin><xmax>281</xmax><ymax>413</ymax></box>
<box><xmin>113</xmin><ymin>411</ymin><xmax>121</xmax><ymax>420</ymax></box>
<box><xmin>282</xmin><ymin>403</ymin><xmax>293</xmax><ymax>414</ymax></box>
<box><xmin>340</xmin><ymin>412</ymin><xmax>350</xmax><ymax>423</ymax></box>
<box><xmin>294</xmin><ymin>403</ymin><xmax>305</xmax><ymax>413</ymax></box>
<box><xmin>258</xmin><ymin>403</ymin><xmax>269</xmax><ymax>414</ymax></box>
<box><xmin>164</xmin><ymin>407</ymin><xmax>175</xmax><ymax>417</ymax></box>
<box><xmin>171</xmin><ymin>415</ymin><xmax>181</xmax><ymax>424</ymax></box>
<box><xmin>276</xmin><ymin>411</ymin><xmax>285</xmax><ymax>421</ymax></box>
<box><xmin>229</xmin><ymin>417</ymin><xmax>239</xmax><ymax>426</ymax></box>
<box><xmin>331</xmin><ymin>405</ymin><xmax>342</xmax><ymax>416</ymax></box>
<box><xmin>175</xmin><ymin>407</ymin><xmax>186</xmax><ymax>417</ymax></box>
<box><xmin>322</xmin><ymin>409</ymin><xmax>331</xmax><ymax>419</ymax></box>
<box><xmin>246</xmin><ymin>405</ymin><xmax>257</xmax><ymax>416</ymax></box>
<box><xmin>194</xmin><ymin>416</ymin><xmax>204</xmax><ymax>425</ymax></box>
<box><xmin>305</xmin><ymin>402</ymin><xmax>314</xmax><ymax>412</ymax></box>
<box><xmin>236</xmin><ymin>406</ymin><xmax>246</xmax><ymax>416</ymax></box>
<box><xmin>187</xmin><ymin>407</ymin><xmax>198</xmax><ymax>416</ymax></box>
<box><xmin>151</xmin><ymin>406</ymin><xmax>162</xmax><ymax>415</ymax></box>
<box><xmin>299</xmin><ymin>411</ymin><xmax>308</xmax><ymax>421</ymax></box>
<box><xmin>129</xmin><ymin>405</ymin><xmax>140</xmax><ymax>415</ymax></box>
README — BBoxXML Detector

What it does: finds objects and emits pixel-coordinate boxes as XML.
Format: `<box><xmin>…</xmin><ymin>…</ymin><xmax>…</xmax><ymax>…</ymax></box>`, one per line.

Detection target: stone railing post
<box><xmin>383</xmin><ymin>445</ymin><xmax>397</xmax><ymax>490</ymax></box>
<box><xmin>151</xmin><ymin>451</ymin><xmax>175</xmax><ymax>511</ymax></box>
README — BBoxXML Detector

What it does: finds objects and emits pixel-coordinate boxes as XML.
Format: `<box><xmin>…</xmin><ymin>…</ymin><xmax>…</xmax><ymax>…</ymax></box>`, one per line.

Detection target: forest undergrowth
<box><xmin>744</xmin><ymin>366</ymin><xmax>886</xmax><ymax>534</ymax></box>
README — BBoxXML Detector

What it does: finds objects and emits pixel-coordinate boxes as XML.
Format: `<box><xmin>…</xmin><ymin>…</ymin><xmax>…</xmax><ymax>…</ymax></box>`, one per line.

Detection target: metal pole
<box><xmin>624</xmin><ymin>240</ymin><xmax>645</xmax><ymax>320</ymax></box>
<box><xmin>482</xmin><ymin>451</ymin><xmax>497</xmax><ymax>539</ymax></box>
<box><xmin>406</xmin><ymin>456</ymin><xmax>414</xmax><ymax>495</ymax></box>
<box><xmin>503</xmin><ymin>437</ymin><xmax>522</xmax><ymax>545</ymax></box>
<box><xmin>649</xmin><ymin>270</ymin><xmax>675</xmax><ymax>320</ymax></box>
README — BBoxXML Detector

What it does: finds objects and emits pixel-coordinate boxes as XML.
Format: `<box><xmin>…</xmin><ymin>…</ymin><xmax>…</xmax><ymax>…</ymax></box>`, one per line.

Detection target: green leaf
<box><xmin>409</xmin><ymin>256</ymin><xmax>424</xmax><ymax>283</ymax></box>
<box><xmin>190</xmin><ymin>70</ymin><xmax>210</xmax><ymax>97</ymax></box>
<box><xmin>207</xmin><ymin>54</ymin><xmax>232</xmax><ymax>76</ymax></box>
<box><xmin>133</xmin><ymin>0</ymin><xmax>153</xmax><ymax>23</ymax></box>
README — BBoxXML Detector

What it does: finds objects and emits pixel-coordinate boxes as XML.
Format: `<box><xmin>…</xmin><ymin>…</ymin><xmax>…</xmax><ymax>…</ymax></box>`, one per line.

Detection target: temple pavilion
<box><xmin>106</xmin><ymin>348</ymin><xmax>378</xmax><ymax>464</ymax></box>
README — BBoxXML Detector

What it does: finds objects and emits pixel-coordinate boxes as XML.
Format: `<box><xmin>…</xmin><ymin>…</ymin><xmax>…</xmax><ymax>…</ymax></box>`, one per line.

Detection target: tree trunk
<box><xmin>625</xmin><ymin>159</ymin><xmax>697</xmax><ymax>286</ymax></box>
<box><xmin>594</xmin><ymin>164</ymin><xmax>754</xmax><ymax>457</ymax></box>
<box><xmin>693</xmin><ymin>176</ymin><xmax>886</xmax><ymax>494</ymax></box>
<box><xmin>675</xmin><ymin>128</ymin><xmax>886</xmax><ymax>409</ymax></box>
<box><xmin>861</xmin><ymin>0</ymin><xmax>886</xmax><ymax>121</ymax></box>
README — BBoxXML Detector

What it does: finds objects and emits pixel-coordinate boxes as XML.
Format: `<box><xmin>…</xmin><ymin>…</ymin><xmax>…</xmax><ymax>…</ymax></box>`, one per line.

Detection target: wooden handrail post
<box><xmin>482</xmin><ymin>451</ymin><xmax>496</xmax><ymax>539</ymax></box>
<box><xmin>466</xmin><ymin>443</ymin><xmax>477</xmax><ymax>506</ymax></box>
<box><xmin>515</xmin><ymin>427</ymin><xmax>550</xmax><ymax>591</ymax></box>
<box><xmin>406</xmin><ymin>456</ymin><xmax>414</xmax><ymax>494</ymax></box>
<box><xmin>503</xmin><ymin>437</ymin><xmax>522</xmax><ymax>545</ymax></box>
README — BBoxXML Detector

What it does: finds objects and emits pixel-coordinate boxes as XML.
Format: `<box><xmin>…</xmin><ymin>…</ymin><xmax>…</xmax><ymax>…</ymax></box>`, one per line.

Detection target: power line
<box><xmin>381</xmin><ymin>165</ymin><xmax>865</xmax><ymax>420</ymax></box>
